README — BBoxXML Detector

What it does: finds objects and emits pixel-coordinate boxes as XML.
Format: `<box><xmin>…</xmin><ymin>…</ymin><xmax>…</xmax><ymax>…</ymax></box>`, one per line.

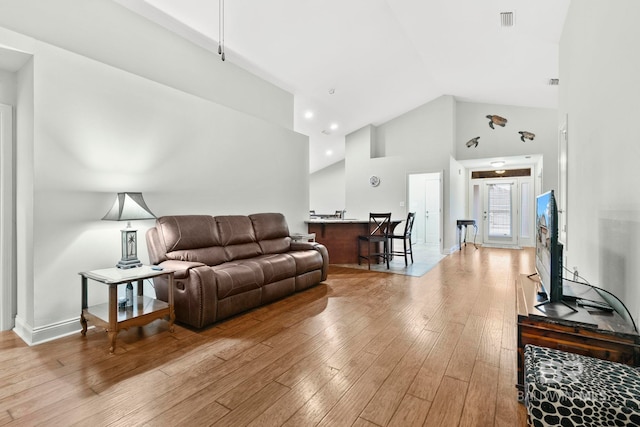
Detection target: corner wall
<box><xmin>0</xmin><ymin>5</ymin><xmax>308</xmax><ymax>342</ymax></box>
<box><xmin>345</xmin><ymin>96</ymin><xmax>456</xmax><ymax>250</ymax></box>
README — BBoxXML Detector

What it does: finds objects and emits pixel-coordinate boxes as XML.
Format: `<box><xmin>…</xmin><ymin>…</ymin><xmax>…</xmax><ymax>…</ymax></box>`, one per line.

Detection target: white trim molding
<box><xmin>13</xmin><ymin>315</ymin><xmax>83</xmax><ymax>346</ymax></box>
<box><xmin>0</xmin><ymin>103</ymin><xmax>14</xmax><ymax>331</ymax></box>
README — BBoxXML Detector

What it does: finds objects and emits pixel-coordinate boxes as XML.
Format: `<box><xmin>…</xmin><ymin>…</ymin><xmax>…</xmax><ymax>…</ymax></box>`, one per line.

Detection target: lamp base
<box><xmin>116</xmin><ymin>258</ymin><xmax>142</xmax><ymax>269</ymax></box>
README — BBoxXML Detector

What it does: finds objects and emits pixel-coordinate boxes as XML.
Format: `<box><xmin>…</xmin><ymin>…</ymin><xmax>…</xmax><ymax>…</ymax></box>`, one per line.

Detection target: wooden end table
<box><xmin>79</xmin><ymin>265</ymin><xmax>175</xmax><ymax>353</ymax></box>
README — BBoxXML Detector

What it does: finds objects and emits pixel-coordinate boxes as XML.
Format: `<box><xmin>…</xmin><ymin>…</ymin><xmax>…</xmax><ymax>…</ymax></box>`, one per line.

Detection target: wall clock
<box><xmin>369</xmin><ymin>175</ymin><xmax>381</xmax><ymax>187</ymax></box>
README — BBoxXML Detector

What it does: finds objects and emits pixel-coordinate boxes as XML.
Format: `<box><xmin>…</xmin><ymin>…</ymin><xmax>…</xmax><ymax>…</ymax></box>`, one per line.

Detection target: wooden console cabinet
<box><xmin>516</xmin><ymin>274</ymin><xmax>640</xmax><ymax>389</ymax></box>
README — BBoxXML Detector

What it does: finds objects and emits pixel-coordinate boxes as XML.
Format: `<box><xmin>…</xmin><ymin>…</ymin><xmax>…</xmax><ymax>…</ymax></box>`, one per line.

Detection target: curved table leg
<box><xmin>107</xmin><ymin>330</ymin><xmax>117</xmax><ymax>353</ymax></box>
<box><xmin>80</xmin><ymin>312</ymin><xmax>88</xmax><ymax>336</ymax></box>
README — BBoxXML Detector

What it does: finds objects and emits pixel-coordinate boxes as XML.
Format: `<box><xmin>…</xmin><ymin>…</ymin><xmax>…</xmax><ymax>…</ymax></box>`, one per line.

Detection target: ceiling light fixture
<box><xmin>490</xmin><ymin>161</ymin><xmax>505</xmax><ymax>168</ymax></box>
<box><xmin>218</xmin><ymin>0</ymin><xmax>225</xmax><ymax>61</ymax></box>
<box><xmin>326</xmin><ymin>150</ymin><xmax>333</xmax><ymax>156</ymax></box>
<box><xmin>330</xmin><ymin>123</ymin><xmax>338</xmax><ymax>131</ymax></box>
<box><xmin>304</xmin><ymin>111</ymin><xmax>314</xmax><ymax>119</ymax></box>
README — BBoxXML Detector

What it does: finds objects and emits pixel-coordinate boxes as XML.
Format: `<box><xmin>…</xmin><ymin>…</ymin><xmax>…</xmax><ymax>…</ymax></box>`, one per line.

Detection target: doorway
<box><xmin>469</xmin><ymin>174</ymin><xmax>534</xmax><ymax>248</ymax></box>
<box><xmin>408</xmin><ymin>172</ymin><xmax>443</xmax><ymax>251</ymax></box>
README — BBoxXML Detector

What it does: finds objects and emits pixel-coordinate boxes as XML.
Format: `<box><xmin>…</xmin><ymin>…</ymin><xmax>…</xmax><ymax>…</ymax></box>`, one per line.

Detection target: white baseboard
<box><xmin>13</xmin><ymin>315</ymin><xmax>83</xmax><ymax>346</ymax></box>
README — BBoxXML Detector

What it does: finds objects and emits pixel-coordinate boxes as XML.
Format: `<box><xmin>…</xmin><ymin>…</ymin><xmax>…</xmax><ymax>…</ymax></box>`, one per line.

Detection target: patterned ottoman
<box><xmin>524</xmin><ymin>344</ymin><xmax>640</xmax><ymax>427</ymax></box>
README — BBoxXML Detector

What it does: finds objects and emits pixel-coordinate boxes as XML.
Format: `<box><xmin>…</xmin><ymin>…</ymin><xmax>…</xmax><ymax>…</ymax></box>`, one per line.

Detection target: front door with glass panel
<box><xmin>483</xmin><ymin>180</ymin><xmax>517</xmax><ymax>246</ymax></box>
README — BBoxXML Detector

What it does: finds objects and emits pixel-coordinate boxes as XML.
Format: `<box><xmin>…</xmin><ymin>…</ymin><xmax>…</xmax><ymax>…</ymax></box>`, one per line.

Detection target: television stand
<box><xmin>534</xmin><ymin>298</ymin><xmax>578</xmax><ymax>313</ymax></box>
<box><xmin>516</xmin><ymin>274</ymin><xmax>640</xmax><ymax>390</ymax></box>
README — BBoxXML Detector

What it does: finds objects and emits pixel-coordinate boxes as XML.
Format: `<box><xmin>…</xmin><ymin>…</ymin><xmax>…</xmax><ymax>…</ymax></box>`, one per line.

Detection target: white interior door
<box><xmin>425</xmin><ymin>176</ymin><xmax>440</xmax><ymax>246</ymax></box>
<box><xmin>483</xmin><ymin>180</ymin><xmax>518</xmax><ymax>247</ymax></box>
<box><xmin>408</xmin><ymin>172</ymin><xmax>442</xmax><ymax>249</ymax></box>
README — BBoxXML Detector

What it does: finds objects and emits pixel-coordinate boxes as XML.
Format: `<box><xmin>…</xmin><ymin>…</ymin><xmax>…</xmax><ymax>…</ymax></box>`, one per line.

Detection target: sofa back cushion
<box><xmin>156</xmin><ymin>215</ymin><xmax>227</xmax><ymax>265</ymax></box>
<box><xmin>156</xmin><ymin>215</ymin><xmax>220</xmax><ymax>252</ymax></box>
<box><xmin>250</xmin><ymin>213</ymin><xmax>291</xmax><ymax>254</ymax></box>
<box><xmin>216</xmin><ymin>215</ymin><xmax>262</xmax><ymax>260</ymax></box>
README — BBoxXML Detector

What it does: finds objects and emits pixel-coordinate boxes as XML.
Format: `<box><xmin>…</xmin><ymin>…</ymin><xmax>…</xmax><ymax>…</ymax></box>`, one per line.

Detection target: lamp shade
<box><xmin>102</xmin><ymin>192</ymin><xmax>156</xmax><ymax>222</ymax></box>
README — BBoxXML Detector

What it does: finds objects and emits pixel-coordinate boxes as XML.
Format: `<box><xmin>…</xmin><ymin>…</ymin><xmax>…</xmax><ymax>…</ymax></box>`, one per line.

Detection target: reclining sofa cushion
<box><xmin>217</xmin><ymin>215</ymin><xmax>262</xmax><ymax>260</ymax></box>
<box><xmin>250</xmin><ymin>212</ymin><xmax>291</xmax><ymax>254</ymax></box>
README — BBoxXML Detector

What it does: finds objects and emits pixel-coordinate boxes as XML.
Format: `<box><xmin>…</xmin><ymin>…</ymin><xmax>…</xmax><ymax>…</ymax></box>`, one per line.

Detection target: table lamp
<box><xmin>102</xmin><ymin>192</ymin><xmax>156</xmax><ymax>269</ymax></box>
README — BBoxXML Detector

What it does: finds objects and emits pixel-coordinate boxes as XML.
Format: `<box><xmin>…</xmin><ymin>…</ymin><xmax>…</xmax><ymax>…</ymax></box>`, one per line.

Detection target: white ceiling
<box><xmin>114</xmin><ymin>0</ymin><xmax>571</xmax><ymax>172</ymax></box>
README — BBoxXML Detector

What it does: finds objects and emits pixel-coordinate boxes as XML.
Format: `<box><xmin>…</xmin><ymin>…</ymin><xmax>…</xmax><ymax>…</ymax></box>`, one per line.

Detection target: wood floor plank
<box><xmin>282</xmin><ymin>350</ymin><xmax>379</xmax><ymax>427</ymax></box>
<box><xmin>316</xmin><ymin>335</ymin><xmax>413</xmax><ymax>426</ymax></box>
<box><xmin>406</xmin><ymin>321</ymin><xmax>464</xmax><ymax>401</ymax></box>
<box><xmin>444</xmin><ymin>314</ymin><xmax>486</xmax><ymax>381</ymax></box>
<box><xmin>458</xmin><ymin>361</ymin><xmax>499</xmax><ymax>426</ymax></box>
<box><xmin>246</xmin><ymin>364</ymin><xmax>339</xmax><ymax>427</ymax></box>
<box><xmin>0</xmin><ymin>247</ymin><xmax>534</xmax><ymax>427</ymax></box>
<box><xmin>387</xmin><ymin>393</ymin><xmax>432</xmax><ymax>427</ymax></box>
<box><xmin>359</xmin><ymin>329</ymin><xmax>439</xmax><ymax>426</ymax></box>
<box><xmin>423</xmin><ymin>375</ymin><xmax>469</xmax><ymax>427</ymax></box>
<box><xmin>476</xmin><ymin>306</ymin><xmax>505</xmax><ymax>367</ymax></box>
<box><xmin>494</xmin><ymin>347</ymin><xmax>522</xmax><ymax>427</ymax></box>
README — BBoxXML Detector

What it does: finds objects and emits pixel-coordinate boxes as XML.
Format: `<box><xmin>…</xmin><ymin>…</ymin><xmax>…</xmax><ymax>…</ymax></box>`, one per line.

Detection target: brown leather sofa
<box><xmin>145</xmin><ymin>213</ymin><xmax>329</xmax><ymax>328</ymax></box>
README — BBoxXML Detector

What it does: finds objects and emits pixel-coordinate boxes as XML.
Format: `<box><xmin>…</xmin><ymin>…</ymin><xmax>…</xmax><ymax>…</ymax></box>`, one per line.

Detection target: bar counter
<box><xmin>306</xmin><ymin>219</ymin><xmax>402</xmax><ymax>264</ymax></box>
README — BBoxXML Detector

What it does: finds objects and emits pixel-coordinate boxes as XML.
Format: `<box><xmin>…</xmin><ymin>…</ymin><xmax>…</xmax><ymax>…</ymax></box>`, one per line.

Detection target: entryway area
<box><xmin>463</xmin><ymin>156</ymin><xmax>542</xmax><ymax>249</ymax></box>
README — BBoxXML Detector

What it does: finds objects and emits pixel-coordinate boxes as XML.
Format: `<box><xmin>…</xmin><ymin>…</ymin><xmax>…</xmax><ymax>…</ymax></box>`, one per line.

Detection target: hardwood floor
<box><xmin>0</xmin><ymin>247</ymin><xmax>531</xmax><ymax>426</ymax></box>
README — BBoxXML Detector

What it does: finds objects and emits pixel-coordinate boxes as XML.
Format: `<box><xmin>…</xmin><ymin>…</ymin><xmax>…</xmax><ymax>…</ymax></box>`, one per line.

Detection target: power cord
<box><xmin>562</xmin><ymin>265</ymin><xmax>638</xmax><ymax>333</ymax></box>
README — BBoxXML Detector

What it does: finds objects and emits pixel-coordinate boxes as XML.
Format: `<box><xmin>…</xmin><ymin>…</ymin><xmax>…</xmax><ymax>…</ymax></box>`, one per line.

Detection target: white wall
<box><xmin>0</xmin><ymin>4</ymin><xmax>310</xmax><ymax>342</ymax></box>
<box><xmin>0</xmin><ymin>0</ymin><xmax>293</xmax><ymax>130</ymax></box>
<box><xmin>560</xmin><ymin>0</ymin><xmax>640</xmax><ymax>326</ymax></box>
<box><xmin>309</xmin><ymin>160</ymin><xmax>345</xmax><ymax>216</ymax></box>
<box><xmin>455</xmin><ymin>101</ymin><xmax>558</xmax><ymax>192</ymax></box>
<box><xmin>345</xmin><ymin>96</ymin><xmax>456</xmax><ymax>249</ymax></box>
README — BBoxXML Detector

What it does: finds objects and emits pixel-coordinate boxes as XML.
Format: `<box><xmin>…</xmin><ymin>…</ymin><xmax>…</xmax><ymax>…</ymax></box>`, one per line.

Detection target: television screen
<box><xmin>535</xmin><ymin>190</ymin><xmax>563</xmax><ymax>302</ymax></box>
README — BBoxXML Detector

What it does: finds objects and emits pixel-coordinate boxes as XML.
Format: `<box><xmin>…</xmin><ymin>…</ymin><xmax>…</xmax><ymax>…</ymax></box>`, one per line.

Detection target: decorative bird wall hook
<box><xmin>518</xmin><ymin>131</ymin><xmax>535</xmax><ymax>142</ymax></box>
<box><xmin>466</xmin><ymin>136</ymin><xmax>480</xmax><ymax>148</ymax></box>
<box><xmin>486</xmin><ymin>115</ymin><xmax>507</xmax><ymax>129</ymax></box>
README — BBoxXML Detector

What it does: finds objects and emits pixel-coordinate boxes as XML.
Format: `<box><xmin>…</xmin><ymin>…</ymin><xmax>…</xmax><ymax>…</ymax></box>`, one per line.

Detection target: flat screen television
<box><xmin>535</xmin><ymin>190</ymin><xmax>564</xmax><ymax>303</ymax></box>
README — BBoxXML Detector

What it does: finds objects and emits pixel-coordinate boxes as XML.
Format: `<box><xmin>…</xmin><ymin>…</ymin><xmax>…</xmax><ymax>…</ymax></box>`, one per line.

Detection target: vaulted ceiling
<box><xmin>114</xmin><ymin>0</ymin><xmax>571</xmax><ymax>172</ymax></box>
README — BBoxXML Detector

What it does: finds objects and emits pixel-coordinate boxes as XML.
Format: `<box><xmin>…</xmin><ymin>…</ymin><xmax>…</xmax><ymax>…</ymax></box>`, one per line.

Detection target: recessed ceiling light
<box><xmin>491</xmin><ymin>161</ymin><xmax>505</xmax><ymax>168</ymax></box>
<box><xmin>304</xmin><ymin>111</ymin><xmax>314</xmax><ymax>119</ymax></box>
<box><xmin>330</xmin><ymin>123</ymin><xmax>338</xmax><ymax>131</ymax></box>
<box><xmin>326</xmin><ymin>150</ymin><xmax>333</xmax><ymax>156</ymax></box>
<box><xmin>495</xmin><ymin>170</ymin><xmax>506</xmax><ymax>174</ymax></box>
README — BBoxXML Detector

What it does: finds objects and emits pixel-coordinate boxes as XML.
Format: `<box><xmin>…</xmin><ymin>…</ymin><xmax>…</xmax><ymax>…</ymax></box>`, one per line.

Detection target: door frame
<box><xmin>0</xmin><ymin>103</ymin><xmax>14</xmax><ymax>331</ymax></box>
<box><xmin>407</xmin><ymin>171</ymin><xmax>443</xmax><ymax>254</ymax></box>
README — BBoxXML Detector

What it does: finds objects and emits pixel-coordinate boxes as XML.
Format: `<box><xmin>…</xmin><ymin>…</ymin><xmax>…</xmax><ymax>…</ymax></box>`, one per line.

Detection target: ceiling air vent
<box><xmin>500</xmin><ymin>12</ymin><xmax>515</xmax><ymax>27</ymax></box>
<box><xmin>548</xmin><ymin>78</ymin><xmax>560</xmax><ymax>86</ymax></box>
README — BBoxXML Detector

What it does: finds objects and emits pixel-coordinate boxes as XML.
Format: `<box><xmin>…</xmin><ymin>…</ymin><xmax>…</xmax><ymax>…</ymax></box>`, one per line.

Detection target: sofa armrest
<box><xmin>290</xmin><ymin>241</ymin><xmax>316</xmax><ymax>251</ymax></box>
<box><xmin>290</xmin><ymin>241</ymin><xmax>329</xmax><ymax>281</ymax></box>
<box><xmin>157</xmin><ymin>260</ymin><xmax>206</xmax><ymax>279</ymax></box>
